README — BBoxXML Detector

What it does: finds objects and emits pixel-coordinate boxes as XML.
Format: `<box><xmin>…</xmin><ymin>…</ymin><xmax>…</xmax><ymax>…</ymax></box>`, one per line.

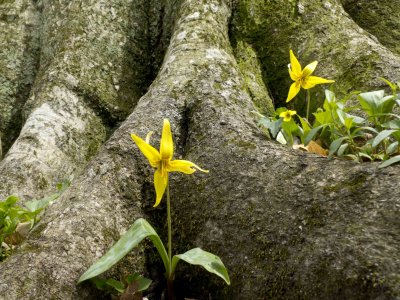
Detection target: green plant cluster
<box><xmin>259</xmin><ymin>79</ymin><xmax>400</xmax><ymax>168</ymax></box>
<box><xmin>0</xmin><ymin>181</ymin><xmax>70</xmax><ymax>261</ymax></box>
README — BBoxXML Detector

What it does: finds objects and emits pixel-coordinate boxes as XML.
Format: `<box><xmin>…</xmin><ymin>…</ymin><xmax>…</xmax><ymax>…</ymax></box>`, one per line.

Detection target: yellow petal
<box><xmin>279</xmin><ymin>110</ymin><xmax>296</xmax><ymax>122</ymax></box>
<box><xmin>289</xmin><ymin>50</ymin><xmax>302</xmax><ymax>77</ymax></box>
<box><xmin>153</xmin><ymin>168</ymin><xmax>168</xmax><ymax>207</ymax></box>
<box><xmin>283</xmin><ymin>116</ymin><xmax>291</xmax><ymax>122</ymax></box>
<box><xmin>286</xmin><ymin>81</ymin><xmax>301</xmax><ymax>102</ymax></box>
<box><xmin>303</xmin><ymin>61</ymin><xmax>318</xmax><ymax>77</ymax></box>
<box><xmin>279</xmin><ymin>111</ymin><xmax>288</xmax><ymax>119</ymax></box>
<box><xmin>302</xmin><ymin>76</ymin><xmax>335</xmax><ymax>89</ymax></box>
<box><xmin>131</xmin><ymin>133</ymin><xmax>161</xmax><ymax>168</ymax></box>
<box><xmin>280</xmin><ymin>113</ymin><xmax>289</xmax><ymax>122</ymax></box>
<box><xmin>160</xmin><ymin>119</ymin><xmax>174</xmax><ymax>160</ymax></box>
<box><xmin>167</xmin><ymin>159</ymin><xmax>209</xmax><ymax>174</ymax></box>
<box><xmin>289</xmin><ymin>69</ymin><xmax>301</xmax><ymax>81</ymax></box>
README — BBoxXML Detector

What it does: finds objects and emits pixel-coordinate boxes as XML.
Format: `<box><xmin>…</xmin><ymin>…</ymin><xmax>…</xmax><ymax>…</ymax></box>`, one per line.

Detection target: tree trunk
<box><xmin>341</xmin><ymin>0</ymin><xmax>400</xmax><ymax>56</ymax></box>
<box><xmin>0</xmin><ymin>0</ymin><xmax>399</xmax><ymax>299</ymax></box>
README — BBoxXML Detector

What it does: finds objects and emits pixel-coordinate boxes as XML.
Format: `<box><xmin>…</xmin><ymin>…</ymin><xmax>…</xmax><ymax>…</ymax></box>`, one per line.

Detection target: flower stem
<box><xmin>166</xmin><ymin>178</ymin><xmax>173</xmax><ymax>300</ymax></box>
<box><xmin>306</xmin><ymin>89</ymin><xmax>311</xmax><ymax>121</ymax></box>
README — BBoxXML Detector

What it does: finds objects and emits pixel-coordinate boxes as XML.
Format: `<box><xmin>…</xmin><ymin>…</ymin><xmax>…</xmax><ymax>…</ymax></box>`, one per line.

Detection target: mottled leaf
<box><xmin>171</xmin><ymin>248</ymin><xmax>230</xmax><ymax>285</ymax></box>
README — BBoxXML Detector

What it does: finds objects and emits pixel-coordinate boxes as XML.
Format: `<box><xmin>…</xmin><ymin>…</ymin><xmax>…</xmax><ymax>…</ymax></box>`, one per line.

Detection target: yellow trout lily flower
<box><xmin>131</xmin><ymin>119</ymin><xmax>208</xmax><ymax>207</ymax></box>
<box><xmin>286</xmin><ymin>50</ymin><xmax>334</xmax><ymax>102</ymax></box>
<box><xmin>279</xmin><ymin>110</ymin><xmax>297</xmax><ymax>122</ymax></box>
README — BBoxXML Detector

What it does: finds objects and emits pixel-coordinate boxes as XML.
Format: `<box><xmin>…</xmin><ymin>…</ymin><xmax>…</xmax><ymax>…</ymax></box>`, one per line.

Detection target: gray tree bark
<box><xmin>0</xmin><ymin>0</ymin><xmax>399</xmax><ymax>299</ymax></box>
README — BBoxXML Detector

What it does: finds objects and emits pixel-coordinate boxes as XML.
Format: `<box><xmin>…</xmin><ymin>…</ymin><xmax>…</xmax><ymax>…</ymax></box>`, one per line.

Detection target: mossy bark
<box><xmin>341</xmin><ymin>0</ymin><xmax>400</xmax><ymax>56</ymax></box>
<box><xmin>0</xmin><ymin>0</ymin><xmax>168</xmax><ymax>200</ymax></box>
<box><xmin>0</xmin><ymin>0</ymin><xmax>399</xmax><ymax>299</ymax></box>
<box><xmin>230</xmin><ymin>0</ymin><xmax>400</xmax><ymax>112</ymax></box>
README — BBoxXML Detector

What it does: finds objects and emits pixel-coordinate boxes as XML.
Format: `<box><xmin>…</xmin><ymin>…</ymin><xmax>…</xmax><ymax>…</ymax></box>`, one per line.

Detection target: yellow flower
<box><xmin>131</xmin><ymin>119</ymin><xmax>208</xmax><ymax>207</ymax></box>
<box><xmin>286</xmin><ymin>50</ymin><xmax>334</xmax><ymax>102</ymax></box>
<box><xmin>279</xmin><ymin>110</ymin><xmax>297</xmax><ymax>122</ymax></box>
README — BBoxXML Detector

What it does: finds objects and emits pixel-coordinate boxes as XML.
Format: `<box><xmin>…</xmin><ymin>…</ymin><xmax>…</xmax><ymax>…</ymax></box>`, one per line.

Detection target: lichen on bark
<box><xmin>0</xmin><ymin>0</ymin><xmax>40</xmax><ymax>157</ymax></box>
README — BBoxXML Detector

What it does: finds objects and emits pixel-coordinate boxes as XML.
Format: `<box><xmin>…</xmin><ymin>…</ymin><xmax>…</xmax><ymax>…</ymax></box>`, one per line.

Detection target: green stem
<box><xmin>306</xmin><ymin>89</ymin><xmax>311</xmax><ymax>121</ymax></box>
<box><xmin>166</xmin><ymin>178</ymin><xmax>173</xmax><ymax>300</ymax></box>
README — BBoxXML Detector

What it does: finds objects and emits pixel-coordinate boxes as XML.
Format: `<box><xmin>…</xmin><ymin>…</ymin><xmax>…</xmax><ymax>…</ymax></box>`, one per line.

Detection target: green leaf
<box><xmin>337</xmin><ymin>143</ymin><xmax>349</xmax><ymax>156</ymax></box>
<box><xmin>4</xmin><ymin>196</ymin><xmax>19</xmax><ymax>207</ymax></box>
<box><xmin>91</xmin><ymin>277</ymin><xmax>109</xmax><ymax>291</ymax></box>
<box><xmin>325</xmin><ymin>89</ymin><xmax>336</xmax><ymax>103</ymax></box>
<box><xmin>105</xmin><ymin>278</ymin><xmax>125</xmax><ymax>293</ymax></box>
<box><xmin>336</xmin><ymin>109</ymin><xmax>347</xmax><ymax>127</ymax></box>
<box><xmin>344</xmin><ymin>117</ymin><xmax>354</xmax><ymax>131</ymax></box>
<box><xmin>282</xmin><ymin>119</ymin><xmax>299</xmax><ymax>133</ymax></box>
<box><xmin>125</xmin><ymin>273</ymin><xmax>152</xmax><ymax>292</ymax></box>
<box><xmin>298</xmin><ymin>116</ymin><xmax>311</xmax><ymax>133</ymax></box>
<box><xmin>379</xmin><ymin>155</ymin><xmax>400</xmax><ymax>168</ymax></box>
<box><xmin>381</xmin><ymin>95</ymin><xmax>396</xmax><ymax>114</ymax></box>
<box><xmin>304</xmin><ymin>125</ymin><xmax>326</xmax><ymax>145</ymax></box>
<box><xmin>352</xmin><ymin>126</ymin><xmax>378</xmax><ymax>135</ymax></box>
<box><xmin>90</xmin><ymin>278</ymin><xmax>124</xmax><ymax>294</ymax></box>
<box><xmin>329</xmin><ymin>137</ymin><xmax>348</xmax><ymax>157</ymax></box>
<box><xmin>258</xmin><ymin>118</ymin><xmax>282</xmax><ymax>138</ymax></box>
<box><xmin>372</xmin><ymin>130</ymin><xmax>397</xmax><ymax>148</ymax></box>
<box><xmin>298</xmin><ymin>117</ymin><xmax>311</xmax><ymax>143</ymax></box>
<box><xmin>323</xmin><ymin>90</ymin><xmax>338</xmax><ymax>111</ymax></box>
<box><xmin>171</xmin><ymin>248</ymin><xmax>230</xmax><ymax>285</ymax></box>
<box><xmin>78</xmin><ymin>218</ymin><xmax>168</xmax><ymax>283</ymax></box>
<box><xmin>359</xmin><ymin>152</ymin><xmax>373</xmax><ymax>161</ymax></box>
<box><xmin>387</xmin><ymin>141</ymin><xmax>399</xmax><ymax>155</ymax></box>
<box><xmin>380</xmin><ymin>77</ymin><xmax>397</xmax><ymax>93</ymax></box>
<box><xmin>314</xmin><ymin>110</ymin><xmax>332</xmax><ymax>125</ymax></box>
<box><xmin>347</xmin><ymin>114</ymin><xmax>365</xmax><ymax>125</ymax></box>
<box><xmin>25</xmin><ymin>195</ymin><xmax>58</xmax><ymax>213</ymax></box>
<box><xmin>358</xmin><ymin>90</ymin><xmax>384</xmax><ymax>117</ymax></box>
<box><xmin>382</xmin><ymin>120</ymin><xmax>400</xmax><ymax>129</ymax></box>
<box><xmin>25</xmin><ymin>180</ymin><xmax>70</xmax><ymax>213</ymax></box>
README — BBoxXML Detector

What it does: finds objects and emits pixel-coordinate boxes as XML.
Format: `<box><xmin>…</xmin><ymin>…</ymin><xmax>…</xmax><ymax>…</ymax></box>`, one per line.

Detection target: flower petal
<box><xmin>279</xmin><ymin>111</ymin><xmax>290</xmax><ymax>122</ymax></box>
<box><xmin>131</xmin><ymin>133</ymin><xmax>161</xmax><ymax>167</ymax></box>
<box><xmin>302</xmin><ymin>76</ymin><xmax>335</xmax><ymax>89</ymax></box>
<box><xmin>303</xmin><ymin>61</ymin><xmax>318</xmax><ymax>77</ymax></box>
<box><xmin>160</xmin><ymin>119</ymin><xmax>174</xmax><ymax>160</ymax></box>
<box><xmin>153</xmin><ymin>169</ymin><xmax>168</xmax><ymax>207</ymax></box>
<box><xmin>289</xmin><ymin>50</ymin><xmax>302</xmax><ymax>77</ymax></box>
<box><xmin>167</xmin><ymin>159</ymin><xmax>209</xmax><ymax>174</ymax></box>
<box><xmin>279</xmin><ymin>110</ymin><xmax>296</xmax><ymax>122</ymax></box>
<box><xmin>145</xmin><ymin>131</ymin><xmax>154</xmax><ymax>144</ymax></box>
<box><xmin>289</xmin><ymin>69</ymin><xmax>301</xmax><ymax>81</ymax></box>
<box><xmin>286</xmin><ymin>82</ymin><xmax>301</xmax><ymax>102</ymax></box>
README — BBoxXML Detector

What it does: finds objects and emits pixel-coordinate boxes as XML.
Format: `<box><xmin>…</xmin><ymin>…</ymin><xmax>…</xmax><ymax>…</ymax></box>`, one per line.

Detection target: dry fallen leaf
<box><xmin>293</xmin><ymin>140</ymin><xmax>328</xmax><ymax>157</ymax></box>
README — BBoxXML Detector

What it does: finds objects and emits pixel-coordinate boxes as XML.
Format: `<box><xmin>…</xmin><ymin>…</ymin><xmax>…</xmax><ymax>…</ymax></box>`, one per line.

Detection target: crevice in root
<box><xmin>1</xmin><ymin>0</ymin><xmax>41</xmax><ymax>158</ymax></box>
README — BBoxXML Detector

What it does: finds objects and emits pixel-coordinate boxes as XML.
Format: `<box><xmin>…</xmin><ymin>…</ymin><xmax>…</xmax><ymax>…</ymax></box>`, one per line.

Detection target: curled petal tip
<box><xmin>145</xmin><ymin>131</ymin><xmax>154</xmax><ymax>144</ymax></box>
